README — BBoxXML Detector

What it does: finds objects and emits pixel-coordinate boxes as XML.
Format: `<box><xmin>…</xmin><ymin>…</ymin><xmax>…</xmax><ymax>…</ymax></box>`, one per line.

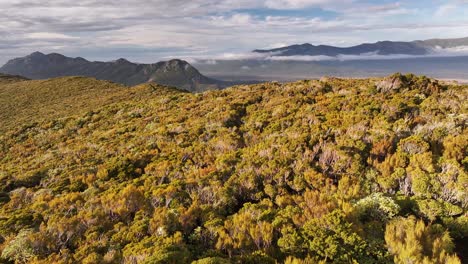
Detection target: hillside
<box><xmin>0</xmin><ymin>52</ymin><xmax>225</xmax><ymax>92</ymax></box>
<box><xmin>0</xmin><ymin>76</ymin><xmax>185</xmax><ymax>133</ymax></box>
<box><xmin>0</xmin><ymin>74</ymin><xmax>466</xmax><ymax>263</ymax></box>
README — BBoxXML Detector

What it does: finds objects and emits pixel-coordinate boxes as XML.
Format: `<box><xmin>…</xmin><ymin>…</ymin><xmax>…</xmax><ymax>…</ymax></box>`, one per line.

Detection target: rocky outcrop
<box><xmin>376</xmin><ymin>73</ymin><xmax>445</xmax><ymax>95</ymax></box>
<box><xmin>376</xmin><ymin>73</ymin><xmax>408</xmax><ymax>93</ymax></box>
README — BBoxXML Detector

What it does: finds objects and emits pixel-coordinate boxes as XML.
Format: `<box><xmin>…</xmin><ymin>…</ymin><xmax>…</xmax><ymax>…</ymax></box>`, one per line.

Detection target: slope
<box><xmin>0</xmin><ymin>74</ymin><xmax>466</xmax><ymax>263</ymax></box>
<box><xmin>0</xmin><ymin>76</ymin><xmax>184</xmax><ymax>133</ymax></box>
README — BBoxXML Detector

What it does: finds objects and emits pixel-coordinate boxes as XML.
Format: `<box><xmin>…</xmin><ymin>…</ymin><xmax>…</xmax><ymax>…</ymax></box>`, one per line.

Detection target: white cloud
<box><xmin>0</xmin><ymin>0</ymin><xmax>467</xmax><ymax>65</ymax></box>
<box><xmin>264</xmin><ymin>0</ymin><xmax>349</xmax><ymax>9</ymax></box>
<box><xmin>262</xmin><ymin>43</ymin><xmax>289</xmax><ymax>49</ymax></box>
<box><xmin>435</xmin><ymin>4</ymin><xmax>457</xmax><ymax>17</ymax></box>
<box><xmin>191</xmin><ymin>45</ymin><xmax>468</xmax><ymax>63</ymax></box>
<box><xmin>26</xmin><ymin>32</ymin><xmax>77</xmax><ymax>40</ymax></box>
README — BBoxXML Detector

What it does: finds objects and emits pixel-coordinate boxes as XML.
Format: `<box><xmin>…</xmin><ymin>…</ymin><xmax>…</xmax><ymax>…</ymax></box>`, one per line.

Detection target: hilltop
<box><xmin>0</xmin><ymin>74</ymin><xmax>466</xmax><ymax>263</ymax></box>
<box><xmin>0</xmin><ymin>52</ymin><xmax>226</xmax><ymax>92</ymax></box>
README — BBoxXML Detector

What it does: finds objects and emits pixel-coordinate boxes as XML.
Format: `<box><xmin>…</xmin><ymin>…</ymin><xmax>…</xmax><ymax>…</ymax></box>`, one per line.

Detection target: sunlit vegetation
<box><xmin>0</xmin><ymin>76</ymin><xmax>180</xmax><ymax>133</ymax></box>
<box><xmin>0</xmin><ymin>73</ymin><xmax>466</xmax><ymax>263</ymax></box>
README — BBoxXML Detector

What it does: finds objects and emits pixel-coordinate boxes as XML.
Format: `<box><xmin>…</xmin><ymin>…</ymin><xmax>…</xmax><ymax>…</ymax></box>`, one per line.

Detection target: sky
<box><xmin>1</xmin><ymin>0</ymin><xmax>468</xmax><ymax>65</ymax></box>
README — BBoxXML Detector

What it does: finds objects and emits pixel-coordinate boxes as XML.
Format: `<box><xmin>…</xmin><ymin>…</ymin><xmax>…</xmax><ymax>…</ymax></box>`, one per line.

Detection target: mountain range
<box><xmin>2</xmin><ymin>37</ymin><xmax>468</xmax><ymax>91</ymax></box>
<box><xmin>0</xmin><ymin>52</ymin><xmax>227</xmax><ymax>92</ymax></box>
<box><xmin>253</xmin><ymin>37</ymin><xmax>468</xmax><ymax>57</ymax></box>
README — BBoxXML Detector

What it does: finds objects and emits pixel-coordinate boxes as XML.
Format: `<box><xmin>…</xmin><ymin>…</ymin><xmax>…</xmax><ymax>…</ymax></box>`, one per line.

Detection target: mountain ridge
<box><xmin>0</xmin><ymin>52</ymin><xmax>227</xmax><ymax>92</ymax></box>
<box><xmin>253</xmin><ymin>36</ymin><xmax>468</xmax><ymax>57</ymax></box>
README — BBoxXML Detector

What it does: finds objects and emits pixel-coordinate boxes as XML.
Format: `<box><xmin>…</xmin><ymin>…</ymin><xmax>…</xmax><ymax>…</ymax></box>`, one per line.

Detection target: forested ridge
<box><xmin>0</xmin><ymin>73</ymin><xmax>466</xmax><ymax>263</ymax></box>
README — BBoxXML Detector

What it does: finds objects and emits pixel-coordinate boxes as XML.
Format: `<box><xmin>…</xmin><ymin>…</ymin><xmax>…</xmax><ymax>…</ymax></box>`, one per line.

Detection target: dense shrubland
<box><xmin>0</xmin><ymin>73</ymin><xmax>466</xmax><ymax>263</ymax></box>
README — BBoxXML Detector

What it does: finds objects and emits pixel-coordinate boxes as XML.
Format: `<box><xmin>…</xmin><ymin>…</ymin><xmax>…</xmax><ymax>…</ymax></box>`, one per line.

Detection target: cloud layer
<box><xmin>0</xmin><ymin>0</ymin><xmax>468</xmax><ymax>64</ymax></box>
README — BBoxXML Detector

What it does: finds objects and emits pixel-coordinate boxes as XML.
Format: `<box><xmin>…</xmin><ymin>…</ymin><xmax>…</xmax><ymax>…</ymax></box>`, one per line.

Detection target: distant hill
<box><xmin>0</xmin><ymin>73</ymin><xmax>29</xmax><ymax>84</ymax></box>
<box><xmin>253</xmin><ymin>36</ymin><xmax>468</xmax><ymax>57</ymax></box>
<box><xmin>0</xmin><ymin>52</ymin><xmax>227</xmax><ymax>92</ymax></box>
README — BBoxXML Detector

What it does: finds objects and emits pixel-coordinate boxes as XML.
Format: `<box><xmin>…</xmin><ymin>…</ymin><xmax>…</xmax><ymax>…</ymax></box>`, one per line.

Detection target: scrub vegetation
<box><xmin>0</xmin><ymin>73</ymin><xmax>466</xmax><ymax>263</ymax></box>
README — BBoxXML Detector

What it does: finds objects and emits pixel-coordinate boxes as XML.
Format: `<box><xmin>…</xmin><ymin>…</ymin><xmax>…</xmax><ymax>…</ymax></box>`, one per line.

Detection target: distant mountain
<box><xmin>0</xmin><ymin>52</ymin><xmax>226</xmax><ymax>92</ymax></box>
<box><xmin>253</xmin><ymin>37</ymin><xmax>468</xmax><ymax>57</ymax></box>
<box><xmin>416</xmin><ymin>37</ymin><xmax>468</xmax><ymax>49</ymax></box>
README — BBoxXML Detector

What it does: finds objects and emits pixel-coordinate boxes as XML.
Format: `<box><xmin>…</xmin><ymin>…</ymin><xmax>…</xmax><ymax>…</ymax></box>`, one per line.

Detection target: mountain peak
<box><xmin>28</xmin><ymin>51</ymin><xmax>45</xmax><ymax>57</ymax></box>
<box><xmin>115</xmin><ymin>58</ymin><xmax>131</xmax><ymax>64</ymax></box>
<box><xmin>75</xmin><ymin>57</ymin><xmax>88</xmax><ymax>62</ymax></box>
<box><xmin>162</xmin><ymin>59</ymin><xmax>195</xmax><ymax>72</ymax></box>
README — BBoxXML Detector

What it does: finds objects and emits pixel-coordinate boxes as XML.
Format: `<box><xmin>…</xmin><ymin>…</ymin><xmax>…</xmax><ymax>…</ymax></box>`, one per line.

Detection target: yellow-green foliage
<box><xmin>0</xmin><ymin>76</ymin><xmax>182</xmax><ymax>133</ymax></box>
<box><xmin>0</xmin><ymin>74</ymin><xmax>466</xmax><ymax>263</ymax></box>
<box><xmin>385</xmin><ymin>216</ymin><xmax>461</xmax><ymax>264</ymax></box>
